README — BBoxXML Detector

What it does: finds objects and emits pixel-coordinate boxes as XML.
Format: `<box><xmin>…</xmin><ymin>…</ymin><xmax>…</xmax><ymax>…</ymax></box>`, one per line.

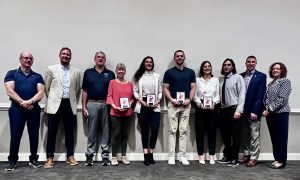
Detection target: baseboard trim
<box><xmin>1</xmin><ymin>153</ymin><xmax>300</xmax><ymax>161</ymax></box>
<box><xmin>1</xmin><ymin>103</ymin><xmax>300</xmax><ymax>113</ymax></box>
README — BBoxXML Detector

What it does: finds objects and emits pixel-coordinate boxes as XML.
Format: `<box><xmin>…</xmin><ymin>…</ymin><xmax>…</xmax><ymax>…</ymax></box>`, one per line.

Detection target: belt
<box><xmin>222</xmin><ymin>105</ymin><xmax>237</xmax><ymax>109</ymax></box>
<box><xmin>88</xmin><ymin>100</ymin><xmax>106</xmax><ymax>103</ymax></box>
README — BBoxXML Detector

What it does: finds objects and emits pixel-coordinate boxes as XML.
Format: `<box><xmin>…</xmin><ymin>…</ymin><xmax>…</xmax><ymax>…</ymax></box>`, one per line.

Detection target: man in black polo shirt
<box><xmin>4</xmin><ymin>52</ymin><xmax>45</xmax><ymax>171</ymax></box>
<box><xmin>163</xmin><ymin>50</ymin><xmax>196</xmax><ymax>165</ymax></box>
<box><xmin>82</xmin><ymin>51</ymin><xmax>115</xmax><ymax>166</ymax></box>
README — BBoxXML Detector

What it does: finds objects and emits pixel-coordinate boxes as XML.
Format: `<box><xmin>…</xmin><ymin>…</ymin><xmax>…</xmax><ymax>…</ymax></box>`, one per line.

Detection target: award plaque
<box><xmin>176</xmin><ymin>92</ymin><xmax>185</xmax><ymax>104</ymax></box>
<box><xmin>147</xmin><ymin>94</ymin><xmax>155</xmax><ymax>106</ymax></box>
<box><xmin>120</xmin><ymin>98</ymin><xmax>130</xmax><ymax>109</ymax></box>
<box><xmin>203</xmin><ymin>96</ymin><xmax>213</xmax><ymax>108</ymax></box>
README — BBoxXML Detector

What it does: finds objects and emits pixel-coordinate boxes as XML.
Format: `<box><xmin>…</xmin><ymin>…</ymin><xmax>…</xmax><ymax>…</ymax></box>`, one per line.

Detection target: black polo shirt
<box><xmin>4</xmin><ymin>67</ymin><xmax>45</xmax><ymax>102</ymax></box>
<box><xmin>163</xmin><ymin>66</ymin><xmax>196</xmax><ymax>99</ymax></box>
<box><xmin>82</xmin><ymin>67</ymin><xmax>115</xmax><ymax>100</ymax></box>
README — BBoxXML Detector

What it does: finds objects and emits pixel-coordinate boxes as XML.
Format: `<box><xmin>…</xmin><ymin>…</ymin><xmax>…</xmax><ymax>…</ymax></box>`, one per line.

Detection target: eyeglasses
<box><xmin>22</xmin><ymin>57</ymin><xmax>34</xmax><ymax>61</ymax></box>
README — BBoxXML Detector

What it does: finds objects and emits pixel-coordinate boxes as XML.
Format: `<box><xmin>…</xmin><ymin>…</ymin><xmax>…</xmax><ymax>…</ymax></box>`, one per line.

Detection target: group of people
<box><xmin>3</xmin><ymin>48</ymin><xmax>291</xmax><ymax>171</ymax></box>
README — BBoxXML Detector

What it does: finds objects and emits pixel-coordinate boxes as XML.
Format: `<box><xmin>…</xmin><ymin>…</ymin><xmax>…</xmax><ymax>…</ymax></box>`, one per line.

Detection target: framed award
<box><xmin>147</xmin><ymin>94</ymin><xmax>155</xmax><ymax>106</ymax></box>
<box><xmin>120</xmin><ymin>98</ymin><xmax>130</xmax><ymax>109</ymax></box>
<box><xmin>176</xmin><ymin>92</ymin><xmax>185</xmax><ymax>104</ymax></box>
<box><xmin>203</xmin><ymin>96</ymin><xmax>213</xmax><ymax>108</ymax></box>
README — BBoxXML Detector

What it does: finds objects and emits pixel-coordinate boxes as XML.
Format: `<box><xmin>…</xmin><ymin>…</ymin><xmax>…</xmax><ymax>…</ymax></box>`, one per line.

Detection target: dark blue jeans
<box><xmin>46</xmin><ymin>99</ymin><xmax>76</xmax><ymax>158</ymax></box>
<box><xmin>137</xmin><ymin>106</ymin><xmax>160</xmax><ymax>149</ymax></box>
<box><xmin>8</xmin><ymin>103</ymin><xmax>41</xmax><ymax>163</ymax></box>
<box><xmin>266</xmin><ymin>112</ymin><xmax>289</xmax><ymax>165</ymax></box>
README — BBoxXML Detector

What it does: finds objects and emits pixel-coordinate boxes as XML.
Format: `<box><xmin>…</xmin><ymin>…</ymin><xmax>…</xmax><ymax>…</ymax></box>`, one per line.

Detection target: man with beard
<box><xmin>44</xmin><ymin>47</ymin><xmax>82</xmax><ymax>168</ymax></box>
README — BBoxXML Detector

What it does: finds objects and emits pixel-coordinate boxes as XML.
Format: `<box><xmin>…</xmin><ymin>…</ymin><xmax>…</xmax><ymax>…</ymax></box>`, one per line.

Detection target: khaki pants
<box><xmin>167</xmin><ymin>103</ymin><xmax>191</xmax><ymax>158</ymax></box>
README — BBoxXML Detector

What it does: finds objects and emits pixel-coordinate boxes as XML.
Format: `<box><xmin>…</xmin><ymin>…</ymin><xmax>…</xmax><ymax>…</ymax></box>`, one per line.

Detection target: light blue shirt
<box><xmin>61</xmin><ymin>65</ymin><xmax>70</xmax><ymax>98</ymax></box>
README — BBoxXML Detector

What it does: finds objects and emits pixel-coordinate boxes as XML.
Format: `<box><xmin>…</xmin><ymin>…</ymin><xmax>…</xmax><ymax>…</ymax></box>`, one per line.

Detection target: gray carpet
<box><xmin>1</xmin><ymin>160</ymin><xmax>300</xmax><ymax>180</ymax></box>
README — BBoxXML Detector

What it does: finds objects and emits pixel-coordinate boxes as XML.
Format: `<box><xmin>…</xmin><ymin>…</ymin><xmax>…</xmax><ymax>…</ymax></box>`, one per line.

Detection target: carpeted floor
<box><xmin>1</xmin><ymin>160</ymin><xmax>300</xmax><ymax>180</ymax></box>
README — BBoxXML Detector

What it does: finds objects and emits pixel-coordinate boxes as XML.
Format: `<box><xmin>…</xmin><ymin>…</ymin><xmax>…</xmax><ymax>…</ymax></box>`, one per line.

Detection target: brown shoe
<box><xmin>44</xmin><ymin>158</ymin><xmax>54</xmax><ymax>169</ymax></box>
<box><xmin>239</xmin><ymin>155</ymin><xmax>250</xmax><ymax>164</ymax></box>
<box><xmin>67</xmin><ymin>156</ymin><xmax>79</xmax><ymax>166</ymax></box>
<box><xmin>246</xmin><ymin>160</ymin><xmax>257</xmax><ymax>167</ymax></box>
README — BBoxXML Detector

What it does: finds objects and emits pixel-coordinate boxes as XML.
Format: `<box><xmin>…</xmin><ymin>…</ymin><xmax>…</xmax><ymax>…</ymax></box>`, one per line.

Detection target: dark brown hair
<box><xmin>269</xmin><ymin>62</ymin><xmax>288</xmax><ymax>78</ymax></box>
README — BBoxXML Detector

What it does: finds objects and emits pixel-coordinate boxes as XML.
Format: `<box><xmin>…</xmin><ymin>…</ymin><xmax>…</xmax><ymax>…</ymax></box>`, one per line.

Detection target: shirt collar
<box><xmin>246</xmin><ymin>69</ymin><xmax>255</xmax><ymax>75</ymax></box>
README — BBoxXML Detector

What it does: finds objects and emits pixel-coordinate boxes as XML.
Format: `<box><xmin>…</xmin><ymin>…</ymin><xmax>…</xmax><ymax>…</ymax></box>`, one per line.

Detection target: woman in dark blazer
<box><xmin>263</xmin><ymin>62</ymin><xmax>291</xmax><ymax>169</ymax></box>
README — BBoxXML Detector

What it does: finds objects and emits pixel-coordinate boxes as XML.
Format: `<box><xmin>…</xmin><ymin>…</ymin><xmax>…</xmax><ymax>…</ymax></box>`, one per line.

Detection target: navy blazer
<box><xmin>240</xmin><ymin>70</ymin><xmax>267</xmax><ymax>118</ymax></box>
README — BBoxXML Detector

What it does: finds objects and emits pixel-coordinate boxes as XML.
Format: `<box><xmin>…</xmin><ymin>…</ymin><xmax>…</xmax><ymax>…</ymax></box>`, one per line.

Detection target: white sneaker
<box><xmin>210</xmin><ymin>155</ymin><xmax>215</xmax><ymax>164</ymax></box>
<box><xmin>168</xmin><ymin>157</ymin><xmax>175</xmax><ymax>165</ymax></box>
<box><xmin>199</xmin><ymin>160</ymin><xmax>205</xmax><ymax>164</ymax></box>
<box><xmin>199</xmin><ymin>155</ymin><xmax>205</xmax><ymax>164</ymax></box>
<box><xmin>179</xmin><ymin>156</ymin><xmax>190</xmax><ymax>165</ymax></box>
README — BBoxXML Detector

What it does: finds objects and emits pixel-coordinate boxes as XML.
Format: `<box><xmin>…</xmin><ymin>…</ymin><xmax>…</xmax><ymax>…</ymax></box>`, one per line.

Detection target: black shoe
<box><xmin>85</xmin><ymin>157</ymin><xmax>93</xmax><ymax>166</ymax></box>
<box><xmin>5</xmin><ymin>161</ymin><xmax>17</xmax><ymax>171</ymax></box>
<box><xmin>102</xmin><ymin>159</ymin><xmax>111</xmax><ymax>166</ymax></box>
<box><xmin>227</xmin><ymin>160</ymin><xmax>239</xmax><ymax>167</ymax></box>
<box><xmin>144</xmin><ymin>154</ymin><xmax>150</xmax><ymax>166</ymax></box>
<box><xmin>217</xmin><ymin>157</ymin><xmax>231</xmax><ymax>164</ymax></box>
<box><xmin>149</xmin><ymin>153</ymin><xmax>155</xmax><ymax>164</ymax></box>
<box><xmin>29</xmin><ymin>160</ymin><xmax>42</xmax><ymax>168</ymax></box>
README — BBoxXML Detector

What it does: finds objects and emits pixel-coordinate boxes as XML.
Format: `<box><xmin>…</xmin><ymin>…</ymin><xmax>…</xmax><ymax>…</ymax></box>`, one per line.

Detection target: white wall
<box><xmin>1</xmin><ymin>0</ymin><xmax>300</xmax><ymax>161</ymax></box>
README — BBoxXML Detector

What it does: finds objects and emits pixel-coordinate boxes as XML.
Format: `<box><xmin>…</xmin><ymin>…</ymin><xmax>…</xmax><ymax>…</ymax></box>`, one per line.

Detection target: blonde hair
<box><xmin>115</xmin><ymin>63</ymin><xmax>126</xmax><ymax>71</ymax></box>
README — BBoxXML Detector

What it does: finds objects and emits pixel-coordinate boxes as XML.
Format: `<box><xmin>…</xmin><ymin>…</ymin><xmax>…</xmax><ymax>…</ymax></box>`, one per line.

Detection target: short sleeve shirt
<box><xmin>82</xmin><ymin>67</ymin><xmax>115</xmax><ymax>100</ymax></box>
<box><xmin>163</xmin><ymin>66</ymin><xmax>196</xmax><ymax>99</ymax></box>
<box><xmin>4</xmin><ymin>67</ymin><xmax>45</xmax><ymax>101</ymax></box>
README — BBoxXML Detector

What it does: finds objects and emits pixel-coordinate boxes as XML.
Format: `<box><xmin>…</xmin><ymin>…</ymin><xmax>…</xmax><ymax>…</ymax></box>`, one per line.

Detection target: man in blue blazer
<box><xmin>240</xmin><ymin>56</ymin><xmax>266</xmax><ymax>167</ymax></box>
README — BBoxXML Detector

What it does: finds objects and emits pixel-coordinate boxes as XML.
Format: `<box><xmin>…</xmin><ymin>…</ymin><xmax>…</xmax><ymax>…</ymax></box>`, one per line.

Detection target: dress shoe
<box><xmin>246</xmin><ymin>160</ymin><xmax>257</xmax><ymax>167</ymax></box>
<box><xmin>239</xmin><ymin>155</ymin><xmax>250</xmax><ymax>164</ymax></box>
<box><xmin>44</xmin><ymin>158</ymin><xmax>54</xmax><ymax>169</ymax></box>
<box><xmin>67</xmin><ymin>156</ymin><xmax>79</xmax><ymax>166</ymax></box>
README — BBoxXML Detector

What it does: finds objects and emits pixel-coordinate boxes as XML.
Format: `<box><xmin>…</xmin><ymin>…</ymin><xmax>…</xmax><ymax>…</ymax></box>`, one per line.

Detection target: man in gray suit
<box><xmin>44</xmin><ymin>47</ymin><xmax>81</xmax><ymax>169</ymax></box>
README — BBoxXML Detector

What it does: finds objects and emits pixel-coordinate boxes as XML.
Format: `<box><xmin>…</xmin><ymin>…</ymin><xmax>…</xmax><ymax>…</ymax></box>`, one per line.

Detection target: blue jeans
<box><xmin>137</xmin><ymin>106</ymin><xmax>160</xmax><ymax>149</ymax></box>
<box><xmin>8</xmin><ymin>103</ymin><xmax>41</xmax><ymax>162</ymax></box>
